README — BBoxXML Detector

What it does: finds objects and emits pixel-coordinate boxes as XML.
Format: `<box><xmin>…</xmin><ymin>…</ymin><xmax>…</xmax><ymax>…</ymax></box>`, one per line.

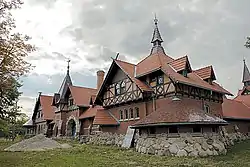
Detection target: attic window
<box><xmin>157</xmin><ymin>75</ymin><xmax>164</xmax><ymax>85</ymax></box>
<box><xmin>120</xmin><ymin>81</ymin><xmax>126</xmax><ymax>94</ymax></box>
<box><xmin>115</xmin><ymin>83</ymin><xmax>120</xmax><ymax>95</ymax></box>
<box><xmin>115</xmin><ymin>81</ymin><xmax>126</xmax><ymax>95</ymax></box>
<box><xmin>69</xmin><ymin>99</ymin><xmax>74</xmax><ymax>106</ymax></box>
<box><xmin>182</xmin><ymin>69</ymin><xmax>188</xmax><ymax>77</ymax></box>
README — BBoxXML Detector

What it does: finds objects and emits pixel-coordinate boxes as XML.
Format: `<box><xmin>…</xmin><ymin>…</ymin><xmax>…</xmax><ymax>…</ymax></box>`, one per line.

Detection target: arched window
<box><xmin>129</xmin><ymin>108</ymin><xmax>134</xmax><ymax>119</ymax></box>
<box><xmin>124</xmin><ymin>109</ymin><xmax>128</xmax><ymax>120</ymax></box>
<box><xmin>135</xmin><ymin>107</ymin><xmax>140</xmax><ymax>118</ymax></box>
<box><xmin>204</xmin><ymin>104</ymin><xmax>210</xmax><ymax>114</ymax></box>
<box><xmin>119</xmin><ymin>110</ymin><xmax>123</xmax><ymax>120</ymax></box>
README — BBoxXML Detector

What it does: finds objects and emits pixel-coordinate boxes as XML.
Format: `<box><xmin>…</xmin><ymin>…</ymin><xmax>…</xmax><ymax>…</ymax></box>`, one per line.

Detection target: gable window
<box><xmin>193</xmin><ymin>127</ymin><xmax>202</xmax><ymax>133</ymax></box>
<box><xmin>124</xmin><ymin>109</ymin><xmax>128</xmax><ymax>120</ymax></box>
<box><xmin>204</xmin><ymin>104</ymin><xmax>210</xmax><ymax>114</ymax></box>
<box><xmin>157</xmin><ymin>75</ymin><xmax>164</xmax><ymax>85</ymax></box>
<box><xmin>135</xmin><ymin>107</ymin><xmax>140</xmax><ymax>119</ymax></box>
<box><xmin>115</xmin><ymin>83</ymin><xmax>121</xmax><ymax>95</ymax></box>
<box><xmin>119</xmin><ymin>110</ymin><xmax>123</xmax><ymax>120</ymax></box>
<box><xmin>69</xmin><ymin>98</ymin><xmax>74</xmax><ymax>106</ymax></box>
<box><xmin>169</xmin><ymin>126</ymin><xmax>178</xmax><ymax>133</ymax></box>
<box><xmin>120</xmin><ymin>81</ymin><xmax>126</xmax><ymax>94</ymax></box>
<box><xmin>129</xmin><ymin>108</ymin><xmax>134</xmax><ymax>119</ymax></box>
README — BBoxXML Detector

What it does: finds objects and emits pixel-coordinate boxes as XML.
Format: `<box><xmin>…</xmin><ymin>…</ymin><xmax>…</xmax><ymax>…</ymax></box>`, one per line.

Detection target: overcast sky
<box><xmin>13</xmin><ymin>0</ymin><xmax>250</xmax><ymax>117</ymax></box>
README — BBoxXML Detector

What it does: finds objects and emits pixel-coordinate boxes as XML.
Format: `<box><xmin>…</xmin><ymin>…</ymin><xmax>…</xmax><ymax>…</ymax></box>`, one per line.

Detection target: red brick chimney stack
<box><xmin>97</xmin><ymin>70</ymin><xmax>105</xmax><ymax>90</ymax></box>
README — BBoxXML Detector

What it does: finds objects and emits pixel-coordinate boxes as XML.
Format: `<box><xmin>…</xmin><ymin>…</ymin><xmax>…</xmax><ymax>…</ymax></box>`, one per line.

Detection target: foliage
<box><xmin>1</xmin><ymin>140</ymin><xmax>250</xmax><ymax>167</ymax></box>
<box><xmin>245</xmin><ymin>36</ymin><xmax>250</xmax><ymax>48</ymax></box>
<box><xmin>0</xmin><ymin>0</ymin><xmax>35</xmax><ymax>125</ymax></box>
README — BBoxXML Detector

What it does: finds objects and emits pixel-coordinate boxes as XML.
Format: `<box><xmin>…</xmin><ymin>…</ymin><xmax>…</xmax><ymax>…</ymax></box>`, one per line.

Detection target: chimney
<box><xmin>97</xmin><ymin>70</ymin><xmax>105</xmax><ymax>90</ymax></box>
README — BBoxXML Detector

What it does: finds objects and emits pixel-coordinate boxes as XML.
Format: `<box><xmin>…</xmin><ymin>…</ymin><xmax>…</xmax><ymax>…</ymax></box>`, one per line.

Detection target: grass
<box><xmin>1</xmin><ymin>139</ymin><xmax>250</xmax><ymax>167</ymax></box>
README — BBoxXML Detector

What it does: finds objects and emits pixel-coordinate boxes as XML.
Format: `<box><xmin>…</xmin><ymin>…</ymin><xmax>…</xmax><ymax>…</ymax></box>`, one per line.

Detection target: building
<box><xmin>24</xmin><ymin>61</ymin><xmax>105</xmax><ymax>137</ymax></box>
<box><xmin>93</xmin><ymin>18</ymin><xmax>232</xmax><ymax>137</ymax></box>
<box><xmin>23</xmin><ymin>93</ymin><xmax>55</xmax><ymax>136</ymax></box>
<box><xmin>222</xmin><ymin>60</ymin><xmax>250</xmax><ymax>134</ymax></box>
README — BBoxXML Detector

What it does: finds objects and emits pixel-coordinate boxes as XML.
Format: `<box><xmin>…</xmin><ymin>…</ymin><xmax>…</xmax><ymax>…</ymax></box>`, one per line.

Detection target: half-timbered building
<box><xmin>94</xmin><ymin>18</ymin><xmax>232</xmax><ymax>136</ymax></box>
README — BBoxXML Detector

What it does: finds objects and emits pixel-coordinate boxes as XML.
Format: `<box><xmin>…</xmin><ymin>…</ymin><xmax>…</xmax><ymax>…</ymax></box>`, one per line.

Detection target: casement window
<box><xmin>119</xmin><ymin>110</ymin><xmax>123</xmax><ymax>120</ymax></box>
<box><xmin>120</xmin><ymin>81</ymin><xmax>126</xmax><ymax>94</ymax></box>
<box><xmin>124</xmin><ymin>109</ymin><xmax>128</xmax><ymax>120</ymax></box>
<box><xmin>168</xmin><ymin>126</ymin><xmax>178</xmax><ymax>133</ymax></box>
<box><xmin>157</xmin><ymin>75</ymin><xmax>164</xmax><ymax>85</ymax></box>
<box><xmin>204</xmin><ymin>104</ymin><xmax>210</xmax><ymax>114</ymax></box>
<box><xmin>135</xmin><ymin>107</ymin><xmax>140</xmax><ymax>119</ymax></box>
<box><xmin>182</xmin><ymin>69</ymin><xmax>188</xmax><ymax>77</ymax></box>
<box><xmin>69</xmin><ymin>98</ymin><xmax>74</xmax><ymax>106</ymax></box>
<box><xmin>115</xmin><ymin>83</ymin><xmax>121</xmax><ymax>95</ymax></box>
<box><xmin>193</xmin><ymin>127</ymin><xmax>202</xmax><ymax>133</ymax></box>
<box><xmin>129</xmin><ymin>108</ymin><xmax>134</xmax><ymax>119</ymax></box>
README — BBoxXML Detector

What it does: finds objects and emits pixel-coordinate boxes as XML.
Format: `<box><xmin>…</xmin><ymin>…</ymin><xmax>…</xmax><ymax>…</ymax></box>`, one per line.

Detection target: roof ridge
<box><xmin>70</xmin><ymin>85</ymin><xmax>97</xmax><ymax>90</ymax></box>
<box><xmin>170</xmin><ymin>55</ymin><xmax>188</xmax><ymax>62</ymax></box>
<box><xmin>194</xmin><ymin>65</ymin><xmax>213</xmax><ymax>72</ymax></box>
<box><xmin>115</xmin><ymin>59</ymin><xmax>136</xmax><ymax>66</ymax></box>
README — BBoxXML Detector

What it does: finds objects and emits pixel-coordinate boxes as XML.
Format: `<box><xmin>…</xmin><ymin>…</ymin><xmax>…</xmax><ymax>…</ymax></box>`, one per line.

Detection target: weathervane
<box><xmin>154</xmin><ymin>13</ymin><xmax>158</xmax><ymax>25</ymax></box>
<box><xmin>67</xmin><ymin>58</ymin><xmax>70</xmax><ymax>74</ymax></box>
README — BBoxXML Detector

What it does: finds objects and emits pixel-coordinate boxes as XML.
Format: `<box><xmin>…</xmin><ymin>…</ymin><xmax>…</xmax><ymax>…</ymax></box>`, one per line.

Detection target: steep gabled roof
<box><xmin>222</xmin><ymin>98</ymin><xmax>250</xmax><ymax>120</ymax></box>
<box><xmin>242</xmin><ymin>59</ymin><xmax>250</xmax><ymax>83</ymax></box>
<box><xmin>168</xmin><ymin>55</ymin><xmax>192</xmax><ymax>72</ymax></box>
<box><xmin>23</xmin><ymin>119</ymin><xmax>34</xmax><ymax>127</ymax></box>
<box><xmin>32</xmin><ymin>95</ymin><xmax>55</xmax><ymax>120</ymax></box>
<box><xmin>69</xmin><ymin>86</ymin><xmax>97</xmax><ymax>107</ymax></box>
<box><xmin>93</xmin><ymin>109</ymin><xmax>119</xmax><ymax>125</ymax></box>
<box><xmin>234</xmin><ymin>90</ymin><xmax>250</xmax><ymax>107</ymax></box>
<box><xmin>132</xmin><ymin>98</ymin><xmax>227</xmax><ymax>128</ymax></box>
<box><xmin>79</xmin><ymin>105</ymin><xmax>103</xmax><ymax>119</ymax></box>
<box><xmin>194</xmin><ymin>65</ymin><xmax>216</xmax><ymax>81</ymax></box>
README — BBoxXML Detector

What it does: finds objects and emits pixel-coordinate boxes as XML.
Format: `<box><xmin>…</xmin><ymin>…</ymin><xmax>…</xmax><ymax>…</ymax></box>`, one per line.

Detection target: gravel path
<box><xmin>4</xmin><ymin>134</ymin><xmax>71</xmax><ymax>152</ymax></box>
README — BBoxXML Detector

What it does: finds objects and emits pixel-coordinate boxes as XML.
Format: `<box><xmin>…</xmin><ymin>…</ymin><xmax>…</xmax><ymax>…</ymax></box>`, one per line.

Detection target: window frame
<box><xmin>135</xmin><ymin>107</ymin><xmax>140</xmax><ymax>119</ymax></box>
<box><xmin>124</xmin><ymin>109</ymin><xmax>129</xmax><ymax>120</ymax></box>
<box><xmin>129</xmin><ymin>108</ymin><xmax>134</xmax><ymax>120</ymax></box>
<box><xmin>119</xmin><ymin>110</ymin><xmax>124</xmax><ymax>121</ymax></box>
<box><xmin>204</xmin><ymin>104</ymin><xmax>210</xmax><ymax>114</ymax></box>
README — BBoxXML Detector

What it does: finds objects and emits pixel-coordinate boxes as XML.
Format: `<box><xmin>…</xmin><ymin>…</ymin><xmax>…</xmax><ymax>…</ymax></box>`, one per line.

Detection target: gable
<box><xmin>111</xmin><ymin>68</ymin><xmax>128</xmax><ymax>83</ymax></box>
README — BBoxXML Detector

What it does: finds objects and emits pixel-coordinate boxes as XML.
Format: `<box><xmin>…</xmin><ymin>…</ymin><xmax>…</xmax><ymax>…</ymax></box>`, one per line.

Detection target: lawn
<box><xmin>1</xmin><ymin>139</ymin><xmax>250</xmax><ymax>167</ymax></box>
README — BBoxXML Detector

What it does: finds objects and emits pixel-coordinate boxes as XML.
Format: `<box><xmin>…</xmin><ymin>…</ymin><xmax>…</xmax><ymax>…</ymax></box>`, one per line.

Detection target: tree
<box><xmin>245</xmin><ymin>36</ymin><xmax>250</xmax><ymax>48</ymax></box>
<box><xmin>0</xmin><ymin>0</ymin><xmax>35</xmax><ymax>124</ymax></box>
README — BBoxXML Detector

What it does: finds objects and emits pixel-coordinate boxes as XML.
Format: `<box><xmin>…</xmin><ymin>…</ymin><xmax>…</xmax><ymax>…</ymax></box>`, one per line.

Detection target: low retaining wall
<box><xmin>87</xmin><ymin>132</ymin><xmax>125</xmax><ymax>147</ymax></box>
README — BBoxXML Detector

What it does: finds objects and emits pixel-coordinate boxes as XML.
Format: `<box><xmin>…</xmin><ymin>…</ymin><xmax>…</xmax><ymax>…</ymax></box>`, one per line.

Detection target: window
<box><xmin>135</xmin><ymin>107</ymin><xmax>139</xmax><ymax>118</ymax></box>
<box><xmin>149</xmin><ymin>127</ymin><xmax>156</xmax><ymax>134</ymax></box>
<box><xmin>41</xmin><ymin>112</ymin><xmax>43</xmax><ymax>118</ymax></box>
<box><xmin>115</xmin><ymin>83</ymin><xmax>120</xmax><ymax>95</ymax></box>
<box><xmin>69</xmin><ymin>98</ymin><xmax>74</xmax><ymax>106</ymax></box>
<box><xmin>119</xmin><ymin>110</ymin><xmax>123</xmax><ymax>120</ymax></box>
<box><xmin>169</xmin><ymin>126</ymin><xmax>178</xmax><ymax>133</ymax></box>
<box><xmin>129</xmin><ymin>108</ymin><xmax>134</xmax><ymax>119</ymax></box>
<box><xmin>124</xmin><ymin>109</ymin><xmax>128</xmax><ymax>120</ymax></box>
<box><xmin>204</xmin><ymin>104</ymin><xmax>210</xmax><ymax>114</ymax></box>
<box><xmin>157</xmin><ymin>75</ymin><xmax>164</xmax><ymax>85</ymax></box>
<box><xmin>212</xmin><ymin>127</ymin><xmax>218</xmax><ymax>133</ymax></box>
<box><xmin>182</xmin><ymin>69</ymin><xmax>188</xmax><ymax>77</ymax></box>
<box><xmin>120</xmin><ymin>81</ymin><xmax>126</xmax><ymax>94</ymax></box>
<box><xmin>193</xmin><ymin>127</ymin><xmax>202</xmax><ymax>133</ymax></box>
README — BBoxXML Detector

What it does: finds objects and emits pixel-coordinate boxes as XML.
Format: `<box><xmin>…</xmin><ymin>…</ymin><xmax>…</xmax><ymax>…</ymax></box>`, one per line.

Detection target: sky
<box><xmin>12</xmin><ymin>0</ymin><xmax>250</xmax><ymax>117</ymax></box>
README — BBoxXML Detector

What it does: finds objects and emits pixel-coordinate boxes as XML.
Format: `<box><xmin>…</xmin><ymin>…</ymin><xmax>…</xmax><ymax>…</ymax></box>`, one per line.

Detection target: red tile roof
<box><xmin>69</xmin><ymin>86</ymin><xmax>97</xmax><ymax>106</ymax></box>
<box><xmin>114</xmin><ymin>59</ymin><xmax>153</xmax><ymax>92</ymax></box>
<box><xmin>93</xmin><ymin>109</ymin><xmax>119</xmax><ymax>125</ymax></box>
<box><xmin>222</xmin><ymin>98</ymin><xmax>250</xmax><ymax>120</ymax></box>
<box><xmin>79</xmin><ymin>105</ymin><xmax>103</xmax><ymax>119</ymax></box>
<box><xmin>136</xmin><ymin>53</ymin><xmax>173</xmax><ymax>77</ymax></box>
<box><xmin>194</xmin><ymin>65</ymin><xmax>216</xmax><ymax>80</ymax></box>
<box><xmin>234</xmin><ymin>92</ymin><xmax>250</xmax><ymax>107</ymax></box>
<box><xmin>169</xmin><ymin>55</ymin><xmax>191</xmax><ymax>72</ymax></box>
<box><xmin>40</xmin><ymin>95</ymin><xmax>55</xmax><ymax>120</ymax></box>
<box><xmin>132</xmin><ymin>98</ymin><xmax>227</xmax><ymax>127</ymax></box>
<box><xmin>161</xmin><ymin>62</ymin><xmax>232</xmax><ymax>95</ymax></box>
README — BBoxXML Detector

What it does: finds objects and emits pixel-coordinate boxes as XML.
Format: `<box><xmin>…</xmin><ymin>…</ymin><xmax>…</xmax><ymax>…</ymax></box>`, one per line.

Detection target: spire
<box><xmin>150</xmin><ymin>15</ymin><xmax>165</xmax><ymax>54</ymax></box>
<box><xmin>67</xmin><ymin>59</ymin><xmax>70</xmax><ymax>74</ymax></box>
<box><xmin>242</xmin><ymin>59</ymin><xmax>250</xmax><ymax>86</ymax></box>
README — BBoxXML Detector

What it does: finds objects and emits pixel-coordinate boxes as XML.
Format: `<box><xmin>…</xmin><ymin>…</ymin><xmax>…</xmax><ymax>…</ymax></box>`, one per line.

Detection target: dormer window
<box><xmin>157</xmin><ymin>75</ymin><xmax>164</xmax><ymax>85</ymax></box>
<box><xmin>182</xmin><ymin>69</ymin><xmax>188</xmax><ymax>77</ymax></box>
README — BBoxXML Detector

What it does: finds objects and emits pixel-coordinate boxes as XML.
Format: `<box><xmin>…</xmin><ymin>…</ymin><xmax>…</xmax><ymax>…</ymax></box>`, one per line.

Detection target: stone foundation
<box><xmin>87</xmin><ymin>132</ymin><xmax>125</xmax><ymax>147</ymax></box>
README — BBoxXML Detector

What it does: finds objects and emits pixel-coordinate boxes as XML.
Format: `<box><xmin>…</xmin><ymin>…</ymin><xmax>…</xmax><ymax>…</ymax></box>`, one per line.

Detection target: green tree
<box><xmin>0</xmin><ymin>0</ymin><xmax>35</xmax><ymax>130</ymax></box>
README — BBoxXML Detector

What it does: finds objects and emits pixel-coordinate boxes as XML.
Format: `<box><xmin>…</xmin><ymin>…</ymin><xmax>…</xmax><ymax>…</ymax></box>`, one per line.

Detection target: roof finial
<box><xmin>154</xmin><ymin>13</ymin><xmax>158</xmax><ymax>25</ymax></box>
<box><xmin>67</xmin><ymin>58</ymin><xmax>70</xmax><ymax>74</ymax></box>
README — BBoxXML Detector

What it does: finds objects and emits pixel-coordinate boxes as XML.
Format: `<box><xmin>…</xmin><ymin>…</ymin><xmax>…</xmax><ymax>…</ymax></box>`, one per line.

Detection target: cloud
<box><xmin>12</xmin><ymin>0</ymin><xmax>250</xmax><ymax>115</ymax></box>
